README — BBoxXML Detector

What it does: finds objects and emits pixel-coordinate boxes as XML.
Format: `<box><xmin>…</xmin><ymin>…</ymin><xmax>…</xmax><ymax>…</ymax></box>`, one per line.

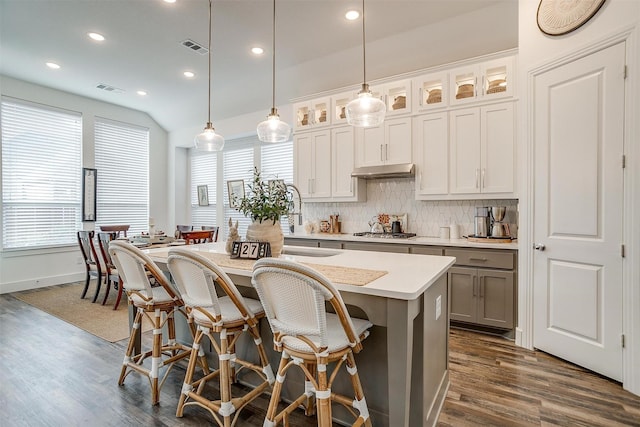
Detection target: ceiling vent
<box><xmin>181</xmin><ymin>39</ymin><xmax>209</xmax><ymax>55</ymax></box>
<box><xmin>96</xmin><ymin>83</ymin><xmax>124</xmax><ymax>93</ymax></box>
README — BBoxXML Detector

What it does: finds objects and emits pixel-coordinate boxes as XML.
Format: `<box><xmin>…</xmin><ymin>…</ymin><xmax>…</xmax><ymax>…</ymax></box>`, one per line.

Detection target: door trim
<box><xmin>520</xmin><ymin>25</ymin><xmax>639</xmax><ymax>396</ymax></box>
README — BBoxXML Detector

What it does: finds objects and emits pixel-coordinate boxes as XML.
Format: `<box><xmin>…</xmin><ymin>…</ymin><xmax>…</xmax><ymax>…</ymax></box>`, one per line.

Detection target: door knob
<box><xmin>534</xmin><ymin>243</ymin><xmax>546</xmax><ymax>251</ymax></box>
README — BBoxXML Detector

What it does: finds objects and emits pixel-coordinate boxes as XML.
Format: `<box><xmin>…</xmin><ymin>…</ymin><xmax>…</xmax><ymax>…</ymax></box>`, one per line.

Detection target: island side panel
<box><xmin>423</xmin><ymin>273</ymin><xmax>450</xmax><ymax>426</ymax></box>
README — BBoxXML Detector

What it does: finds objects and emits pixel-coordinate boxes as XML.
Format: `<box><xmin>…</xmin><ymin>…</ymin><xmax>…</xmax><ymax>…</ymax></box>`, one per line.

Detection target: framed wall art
<box><xmin>197</xmin><ymin>185</ymin><xmax>209</xmax><ymax>206</ymax></box>
<box><xmin>537</xmin><ymin>0</ymin><xmax>606</xmax><ymax>36</ymax></box>
<box><xmin>82</xmin><ymin>168</ymin><xmax>97</xmax><ymax>222</ymax></box>
<box><xmin>227</xmin><ymin>180</ymin><xmax>245</xmax><ymax>208</ymax></box>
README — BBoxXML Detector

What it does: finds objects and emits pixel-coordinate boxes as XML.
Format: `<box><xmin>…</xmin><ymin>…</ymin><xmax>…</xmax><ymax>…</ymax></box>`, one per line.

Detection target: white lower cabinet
<box><xmin>294</xmin><ymin>130</ymin><xmax>331</xmax><ymax>199</ymax></box>
<box><xmin>449</xmin><ymin>102</ymin><xmax>515</xmax><ymax>197</ymax></box>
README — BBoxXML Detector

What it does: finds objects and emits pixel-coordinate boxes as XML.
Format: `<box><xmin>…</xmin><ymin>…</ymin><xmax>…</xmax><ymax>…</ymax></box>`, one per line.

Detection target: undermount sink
<box><xmin>280</xmin><ymin>247</ymin><xmax>340</xmax><ymax>258</ymax></box>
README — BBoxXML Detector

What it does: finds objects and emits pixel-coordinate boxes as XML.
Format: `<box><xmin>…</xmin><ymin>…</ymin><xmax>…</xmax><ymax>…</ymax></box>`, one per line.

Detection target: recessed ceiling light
<box><xmin>251</xmin><ymin>47</ymin><xmax>264</xmax><ymax>55</ymax></box>
<box><xmin>137</xmin><ymin>90</ymin><xmax>148</xmax><ymax>96</ymax></box>
<box><xmin>183</xmin><ymin>71</ymin><xmax>195</xmax><ymax>78</ymax></box>
<box><xmin>163</xmin><ymin>0</ymin><xmax>176</xmax><ymax>3</ymax></box>
<box><xmin>345</xmin><ymin>10</ymin><xmax>360</xmax><ymax>20</ymax></box>
<box><xmin>88</xmin><ymin>32</ymin><xmax>105</xmax><ymax>41</ymax></box>
<box><xmin>46</xmin><ymin>62</ymin><xmax>60</xmax><ymax>69</ymax></box>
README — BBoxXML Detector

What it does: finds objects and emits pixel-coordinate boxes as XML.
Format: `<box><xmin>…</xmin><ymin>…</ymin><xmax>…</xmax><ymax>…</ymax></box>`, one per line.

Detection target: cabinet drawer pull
<box><xmin>468</xmin><ymin>257</ymin><xmax>487</xmax><ymax>262</ymax></box>
<box><xmin>481</xmin><ymin>168</ymin><xmax>485</xmax><ymax>188</ymax></box>
<box><xmin>475</xmin><ymin>169</ymin><xmax>479</xmax><ymax>188</ymax></box>
<box><xmin>380</xmin><ymin>144</ymin><xmax>384</xmax><ymax>162</ymax></box>
<box><xmin>419</xmin><ymin>88</ymin><xmax>423</xmax><ymax>106</ymax></box>
<box><xmin>473</xmin><ymin>276</ymin><xmax>477</xmax><ymax>296</ymax></box>
<box><xmin>480</xmin><ymin>278</ymin><xmax>485</xmax><ymax>297</ymax></box>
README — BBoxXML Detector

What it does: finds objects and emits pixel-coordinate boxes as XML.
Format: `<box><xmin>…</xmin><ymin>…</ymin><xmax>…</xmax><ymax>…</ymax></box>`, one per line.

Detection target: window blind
<box><xmin>223</xmin><ymin>142</ymin><xmax>255</xmax><ymax>238</ymax></box>
<box><xmin>190</xmin><ymin>151</ymin><xmax>217</xmax><ymax>227</ymax></box>
<box><xmin>261</xmin><ymin>140</ymin><xmax>293</xmax><ymax>234</ymax></box>
<box><xmin>1</xmin><ymin>98</ymin><xmax>82</xmax><ymax>249</ymax></box>
<box><xmin>94</xmin><ymin>117</ymin><xmax>149</xmax><ymax>235</ymax></box>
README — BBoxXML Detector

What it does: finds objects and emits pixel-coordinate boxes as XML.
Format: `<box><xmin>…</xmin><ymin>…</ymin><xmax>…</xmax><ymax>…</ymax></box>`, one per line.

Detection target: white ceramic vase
<box><xmin>246</xmin><ymin>219</ymin><xmax>284</xmax><ymax>257</ymax></box>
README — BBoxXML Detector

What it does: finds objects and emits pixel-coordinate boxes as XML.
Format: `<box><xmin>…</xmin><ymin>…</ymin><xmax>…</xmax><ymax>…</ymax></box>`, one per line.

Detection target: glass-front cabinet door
<box><xmin>331</xmin><ymin>91</ymin><xmax>356</xmax><ymax>126</ymax></box>
<box><xmin>449</xmin><ymin>55</ymin><xmax>514</xmax><ymax>106</ymax></box>
<box><xmin>412</xmin><ymin>71</ymin><xmax>448</xmax><ymax>113</ymax></box>
<box><xmin>293</xmin><ymin>97</ymin><xmax>331</xmax><ymax>131</ymax></box>
<box><xmin>384</xmin><ymin>79</ymin><xmax>411</xmax><ymax>117</ymax></box>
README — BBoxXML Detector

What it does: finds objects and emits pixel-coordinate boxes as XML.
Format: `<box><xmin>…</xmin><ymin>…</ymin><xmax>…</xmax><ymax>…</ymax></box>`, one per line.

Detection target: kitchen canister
<box><xmin>439</xmin><ymin>226</ymin><xmax>450</xmax><ymax>239</ymax></box>
<box><xmin>449</xmin><ymin>224</ymin><xmax>460</xmax><ymax>239</ymax></box>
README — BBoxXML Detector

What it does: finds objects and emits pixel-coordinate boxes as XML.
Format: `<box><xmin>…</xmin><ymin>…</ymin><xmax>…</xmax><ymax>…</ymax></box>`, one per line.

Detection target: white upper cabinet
<box><xmin>294</xmin><ymin>130</ymin><xmax>332</xmax><ymax>199</ymax></box>
<box><xmin>355</xmin><ymin>117</ymin><xmax>412</xmax><ymax>167</ymax></box>
<box><xmin>293</xmin><ymin>97</ymin><xmax>331</xmax><ymax>131</ymax></box>
<box><xmin>331</xmin><ymin>126</ymin><xmax>365</xmax><ymax>201</ymax></box>
<box><xmin>413</xmin><ymin>112</ymin><xmax>449</xmax><ymax>198</ymax></box>
<box><xmin>449</xmin><ymin>56</ymin><xmax>515</xmax><ymax>106</ymax></box>
<box><xmin>412</xmin><ymin>71</ymin><xmax>448</xmax><ymax>113</ymax></box>
<box><xmin>449</xmin><ymin>102</ymin><xmax>515</xmax><ymax>197</ymax></box>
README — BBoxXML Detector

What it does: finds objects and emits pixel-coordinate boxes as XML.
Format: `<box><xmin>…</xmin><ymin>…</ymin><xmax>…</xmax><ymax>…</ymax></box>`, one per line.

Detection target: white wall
<box><xmin>517</xmin><ymin>0</ymin><xmax>640</xmax><ymax>395</ymax></box>
<box><xmin>0</xmin><ymin>76</ymin><xmax>169</xmax><ymax>293</ymax></box>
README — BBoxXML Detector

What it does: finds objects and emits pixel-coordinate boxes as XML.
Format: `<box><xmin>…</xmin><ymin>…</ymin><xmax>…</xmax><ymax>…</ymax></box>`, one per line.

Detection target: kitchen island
<box><xmin>146</xmin><ymin>242</ymin><xmax>455</xmax><ymax>427</ymax></box>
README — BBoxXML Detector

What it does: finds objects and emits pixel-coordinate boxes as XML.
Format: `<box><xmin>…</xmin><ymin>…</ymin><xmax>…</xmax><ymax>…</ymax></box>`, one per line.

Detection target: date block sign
<box><xmin>230</xmin><ymin>241</ymin><xmax>272</xmax><ymax>259</ymax></box>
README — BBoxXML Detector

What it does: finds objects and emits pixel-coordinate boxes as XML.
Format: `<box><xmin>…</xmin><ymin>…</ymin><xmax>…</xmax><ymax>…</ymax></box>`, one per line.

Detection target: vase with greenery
<box><xmin>233</xmin><ymin>168</ymin><xmax>291</xmax><ymax>256</ymax></box>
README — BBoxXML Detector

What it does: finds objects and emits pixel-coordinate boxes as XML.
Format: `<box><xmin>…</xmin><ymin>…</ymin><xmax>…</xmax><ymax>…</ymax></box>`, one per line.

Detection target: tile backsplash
<box><xmin>300</xmin><ymin>178</ymin><xmax>518</xmax><ymax>237</ymax></box>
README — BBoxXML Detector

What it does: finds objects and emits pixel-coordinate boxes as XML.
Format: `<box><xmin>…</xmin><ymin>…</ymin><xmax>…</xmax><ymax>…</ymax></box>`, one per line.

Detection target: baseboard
<box><xmin>0</xmin><ymin>273</ymin><xmax>85</xmax><ymax>294</ymax></box>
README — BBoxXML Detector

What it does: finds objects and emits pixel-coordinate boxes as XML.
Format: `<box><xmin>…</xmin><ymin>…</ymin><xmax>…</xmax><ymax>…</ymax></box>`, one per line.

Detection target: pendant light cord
<box><xmin>361</xmin><ymin>0</ymin><xmax>366</xmax><ymax>85</ymax></box>
<box><xmin>207</xmin><ymin>0</ymin><xmax>212</xmax><ymax>123</ymax></box>
<box><xmin>271</xmin><ymin>0</ymin><xmax>276</xmax><ymax>110</ymax></box>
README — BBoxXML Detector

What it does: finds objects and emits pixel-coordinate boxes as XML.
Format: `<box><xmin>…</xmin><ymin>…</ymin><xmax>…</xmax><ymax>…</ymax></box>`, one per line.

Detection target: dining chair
<box><xmin>181</xmin><ymin>229</ymin><xmax>216</xmax><ymax>245</ymax></box>
<box><xmin>97</xmin><ymin>231</ymin><xmax>124</xmax><ymax>310</ymax></box>
<box><xmin>175</xmin><ymin>225</ymin><xmax>193</xmax><ymax>239</ymax></box>
<box><xmin>200</xmin><ymin>225</ymin><xmax>219</xmax><ymax>242</ymax></box>
<box><xmin>99</xmin><ymin>224</ymin><xmax>130</xmax><ymax>237</ymax></box>
<box><xmin>167</xmin><ymin>248</ymin><xmax>274</xmax><ymax>426</ymax></box>
<box><xmin>251</xmin><ymin>258</ymin><xmax>373</xmax><ymax>427</ymax></box>
<box><xmin>77</xmin><ymin>230</ymin><xmax>105</xmax><ymax>303</ymax></box>
<box><xmin>108</xmin><ymin>240</ymin><xmax>207</xmax><ymax>405</ymax></box>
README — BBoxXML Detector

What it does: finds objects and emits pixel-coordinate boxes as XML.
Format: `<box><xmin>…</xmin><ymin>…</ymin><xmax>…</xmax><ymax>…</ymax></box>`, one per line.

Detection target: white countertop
<box><xmin>146</xmin><ymin>241</ymin><xmax>455</xmax><ymax>301</ymax></box>
<box><xmin>285</xmin><ymin>231</ymin><xmax>519</xmax><ymax>250</ymax></box>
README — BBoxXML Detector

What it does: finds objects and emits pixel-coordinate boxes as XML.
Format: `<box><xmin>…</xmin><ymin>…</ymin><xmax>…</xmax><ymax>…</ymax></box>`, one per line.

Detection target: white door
<box><xmin>533</xmin><ymin>42</ymin><xmax>625</xmax><ymax>381</ymax></box>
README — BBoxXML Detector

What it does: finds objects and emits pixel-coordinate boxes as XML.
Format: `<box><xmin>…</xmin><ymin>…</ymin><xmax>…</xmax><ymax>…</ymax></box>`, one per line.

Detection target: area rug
<box><xmin>12</xmin><ymin>282</ymin><xmax>150</xmax><ymax>343</ymax></box>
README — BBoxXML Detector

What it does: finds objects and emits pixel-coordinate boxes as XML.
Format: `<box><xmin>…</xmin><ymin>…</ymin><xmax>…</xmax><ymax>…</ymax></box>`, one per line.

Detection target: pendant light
<box><xmin>194</xmin><ymin>0</ymin><xmax>225</xmax><ymax>151</ymax></box>
<box><xmin>256</xmin><ymin>0</ymin><xmax>291</xmax><ymax>143</ymax></box>
<box><xmin>346</xmin><ymin>0</ymin><xmax>386</xmax><ymax>128</ymax></box>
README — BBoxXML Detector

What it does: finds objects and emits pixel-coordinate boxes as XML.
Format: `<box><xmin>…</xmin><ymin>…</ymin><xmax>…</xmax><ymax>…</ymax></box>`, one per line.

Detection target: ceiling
<box><xmin>0</xmin><ymin>0</ymin><xmax>518</xmax><ymax>133</ymax></box>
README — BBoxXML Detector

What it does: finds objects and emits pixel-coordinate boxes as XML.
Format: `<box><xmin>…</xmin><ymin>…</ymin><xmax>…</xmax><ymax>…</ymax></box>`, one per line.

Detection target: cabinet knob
<box><xmin>534</xmin><ymin>243</ymin><xmax>546</xmax><ymax>251</ymax></box>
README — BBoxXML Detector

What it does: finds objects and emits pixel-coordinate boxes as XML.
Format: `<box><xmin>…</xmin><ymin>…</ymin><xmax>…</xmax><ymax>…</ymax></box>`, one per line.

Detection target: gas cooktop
<box><xmin>353</xmin><ymin>232</ymin><xmax>417</xmax><ymax>239</ymax></box>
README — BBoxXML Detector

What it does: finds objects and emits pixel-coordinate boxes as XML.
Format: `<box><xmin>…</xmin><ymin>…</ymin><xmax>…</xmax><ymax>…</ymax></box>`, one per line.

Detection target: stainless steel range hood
<box><xmin>351</xmin><ymin>163</ymin><xmax>415</xmax><ymax>179</ymax></box>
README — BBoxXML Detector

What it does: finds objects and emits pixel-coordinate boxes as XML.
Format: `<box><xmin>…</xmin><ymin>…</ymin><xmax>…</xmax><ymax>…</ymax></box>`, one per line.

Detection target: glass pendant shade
<box><xmin>257</xmin><ymin>108</ymin><xmax>291</xmax><ymax>143</ymax></box>
<box><xmin>194</xmin><ymin>122</ymin><xmax>225</xmax><ymax>151</ymax></box>
<box><xmin>346</xmin><ymin>84</ymin><xmax>386</xmax><ymax>127</ymax></box>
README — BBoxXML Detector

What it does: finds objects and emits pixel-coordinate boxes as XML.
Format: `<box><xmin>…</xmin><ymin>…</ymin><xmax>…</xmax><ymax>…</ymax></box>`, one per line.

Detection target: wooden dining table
<box><xmin>140</xmin><ymin>241</ymin><xmax>455</xmax><ymax>427</ymax></box>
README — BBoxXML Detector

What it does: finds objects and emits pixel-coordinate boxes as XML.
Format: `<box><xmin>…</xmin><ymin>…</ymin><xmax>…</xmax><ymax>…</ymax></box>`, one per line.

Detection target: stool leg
<box><xmin>176</xmin><ymin>326</ymin><xmax>204</xmax><ymax>417</ymax></box>
<box><xmin>219</xmin><ymin>330</ymin><xmax>233</xmax><ymax>427</ymax></box>
<box><xmin>119</xmin><ymin>308</ymin><xmax>143</xmax><ymax>386</ymax></box>
<box><xmin>265</xmin><ymin>352</ymin><xmax>289</xmax><ymax>425</ymax></box>
<box><xmin>303</xmin><ymin>362</ymin><xmax>317</xmax><ymax>417</ymax></box>
<box><xmin>315</xmin><ymin>356</ymin><xmax>332</xmax><ymax>427</ymax></box>
<box><xmin>150</xmin><ymin>308</ymin><xmax>162</xmax><ymax>405</ymax></box>
<box><xmin>346</xmin><ymin>352</ymin><xmax>371</xmax><ymax>427</ymax></box>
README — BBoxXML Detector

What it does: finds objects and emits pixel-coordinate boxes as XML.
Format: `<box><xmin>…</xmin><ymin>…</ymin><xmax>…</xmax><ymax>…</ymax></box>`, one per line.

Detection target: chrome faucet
<box><xmin>286</xmin><ymin>183</ymin><xmax>303</xmax><ymax>228</ymax></box>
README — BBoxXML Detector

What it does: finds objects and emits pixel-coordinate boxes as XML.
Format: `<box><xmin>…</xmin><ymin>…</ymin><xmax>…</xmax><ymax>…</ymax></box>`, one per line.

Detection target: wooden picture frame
<box><xmin>227</xmin><ymin>179</ymin><xmax>245</xmax><ymax>208</ymax></box>
<box><xmin>82</xmin><ymin>168</ymin><xmax>97</xmax><ymax>222</ymax></box>
<box><xmin>197</xmin><ymin>185</ymin><xmax>209</xmax><ymax>206</ymax></box>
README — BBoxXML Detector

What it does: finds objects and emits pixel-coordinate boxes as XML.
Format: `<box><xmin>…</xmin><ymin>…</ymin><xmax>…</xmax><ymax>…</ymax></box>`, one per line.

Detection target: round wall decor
<box><xmin>537</xmin><ymin>0</ymin><xmax>606</xmax><ymax>36</ymax></box>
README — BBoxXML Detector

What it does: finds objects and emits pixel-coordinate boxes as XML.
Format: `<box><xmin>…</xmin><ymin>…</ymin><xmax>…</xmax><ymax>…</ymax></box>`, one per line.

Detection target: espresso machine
<box><xmin>474</xmin><ymin>207</ymin><xmax>490</xmax><ymax>237</ymax></box>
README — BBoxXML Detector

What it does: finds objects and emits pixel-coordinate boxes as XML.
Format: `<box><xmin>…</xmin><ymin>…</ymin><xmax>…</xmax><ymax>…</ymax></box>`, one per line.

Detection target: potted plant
<box><xmin>233</xmin><ymin>168</ymin><xmax>291</xmax><ymax>256</ymax></box>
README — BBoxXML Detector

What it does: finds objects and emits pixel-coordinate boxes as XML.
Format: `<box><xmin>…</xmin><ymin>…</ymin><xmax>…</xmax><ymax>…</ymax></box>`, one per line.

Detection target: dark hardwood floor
<box><xmin>1</xmin><ymin>292</ymin><xmax>638</xmax><ymax>426</ymax></box>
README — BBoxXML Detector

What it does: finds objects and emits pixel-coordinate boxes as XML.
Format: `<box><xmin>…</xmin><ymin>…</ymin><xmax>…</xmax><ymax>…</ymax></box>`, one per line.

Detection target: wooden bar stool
<box><xmin>251</xmin><ymin>258</ymin><xmax>373</xmax><ymax>427</ymax></box>
<box><xmin>167</xmin><ymin>248</ymin><xmax>274</xmax><ymax>426</ymax></box>
<box><xmin>108</xmin><ymin>240</ymin><xmax>208</xmax><ymax>405</ymax></box>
